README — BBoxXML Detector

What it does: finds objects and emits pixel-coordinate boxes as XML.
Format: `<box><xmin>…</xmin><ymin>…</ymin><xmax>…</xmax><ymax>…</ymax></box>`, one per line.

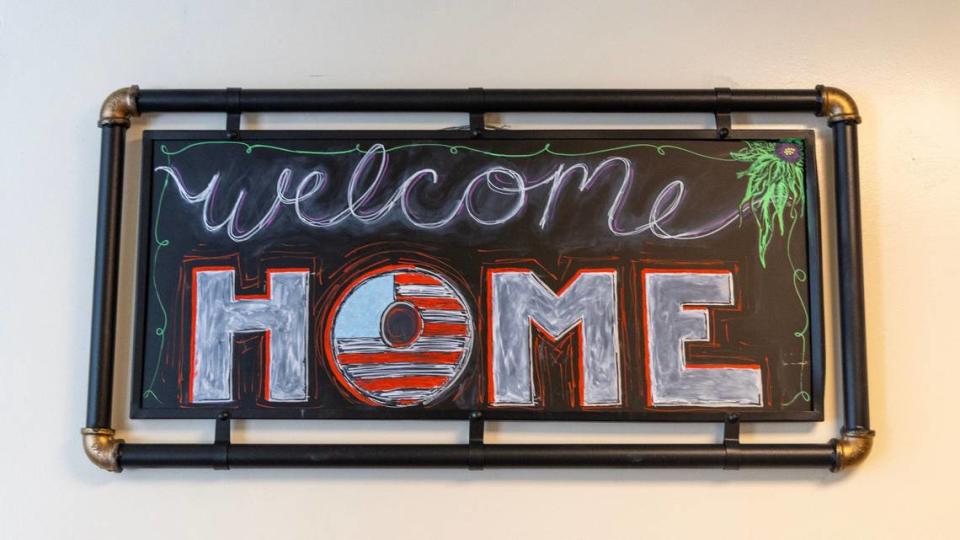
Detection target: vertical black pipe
<box><xmin>833</xmin><ymin>121</ymin><xmax>870</xmax><ymax>431</ymax></box>
<box><xmin>86</xmin><ymin>125</ymin><xmax>127</xmax><ymax>428</ymax></box>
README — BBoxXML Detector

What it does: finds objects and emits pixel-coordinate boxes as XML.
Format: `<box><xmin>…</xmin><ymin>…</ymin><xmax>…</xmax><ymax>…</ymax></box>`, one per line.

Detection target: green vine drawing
<box><xmin>142</xmin><ymin>155</ymin><xmax>173</xmax><ymax>403</ymax></box>
<box><xmin>148</xmin><ymin>139</ymin><xmax>810</xmax><ymax>406</ymax></box>
<box><xmin>160</xmin><ymin>141</ymin><xmax>737</xmax><ymax>162</ymax></box>
<box><xmin>730</xmin><ymin>139</ymin><xmax>810</xmax><ymax>405</ymax></box>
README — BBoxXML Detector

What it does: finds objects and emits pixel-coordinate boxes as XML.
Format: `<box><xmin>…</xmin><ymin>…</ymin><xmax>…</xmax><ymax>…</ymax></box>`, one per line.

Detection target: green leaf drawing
<box><xmin>730</xmin><ymin>139</ymin><xmax>805</xmax><ymax>268</ymax></box>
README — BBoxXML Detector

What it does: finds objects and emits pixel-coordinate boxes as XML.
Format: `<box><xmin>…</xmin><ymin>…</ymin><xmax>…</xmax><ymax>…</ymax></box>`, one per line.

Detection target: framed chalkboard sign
<box><xmin>84</xmin><ymin>86</ymin><xmax>873</xmax><ymax>472</ymax></box>
<box><xmin>133</xmin><ymin>130</ymin><xmax>823</xmax><ymax>422</ymax></box>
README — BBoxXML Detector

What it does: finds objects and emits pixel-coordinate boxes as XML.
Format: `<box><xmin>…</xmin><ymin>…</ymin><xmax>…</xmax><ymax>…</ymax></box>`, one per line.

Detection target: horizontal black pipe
<box><xmin>136</xmin><ymin>88</ymin><xmax>822</xmax><ymax>114</ymax></box>
<box><xmin>119</xmin><ymin>443</ymin><xmax>836</xmax><ymax>469</ymax></box>
<box><xmin>86</xmin><ymin>125</ymin><xmax>126</xmax><ymax>428</ymax></box>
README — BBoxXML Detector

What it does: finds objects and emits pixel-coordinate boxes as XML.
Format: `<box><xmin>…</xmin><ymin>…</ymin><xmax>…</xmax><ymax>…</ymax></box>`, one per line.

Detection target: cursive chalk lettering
<box><xmin>156</xmin><ymin>144</ymin><xmax>742</xmax><ymax>242</ymax></box>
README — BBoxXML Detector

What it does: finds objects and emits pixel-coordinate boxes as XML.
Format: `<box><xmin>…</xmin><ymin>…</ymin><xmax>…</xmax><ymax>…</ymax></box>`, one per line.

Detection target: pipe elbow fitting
<box><xmin>82</xmin><ymin>428</ymin><xmax>123</xmax><ymax>472</ymax></box>
<box><xmin>98</xmin><ymin>85</ymin><xmax>140</xmax><ymax>127</ymax></box>
<box><xmin>817</xmin><ymin>86</ymin><xmax>860</xmax><ymax>125</ymax></box>
<box><xmin>832</xmin><ymin>428</ymin><xmax>875</xmax><ymax>472</ymax></box>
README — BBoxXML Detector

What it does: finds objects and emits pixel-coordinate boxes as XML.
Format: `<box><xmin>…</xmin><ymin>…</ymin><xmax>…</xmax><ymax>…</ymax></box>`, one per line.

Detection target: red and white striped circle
<box><xmin>326</xmin><ymin>266</ymin><xmax>473</xmax><ymax>407</ymax></box>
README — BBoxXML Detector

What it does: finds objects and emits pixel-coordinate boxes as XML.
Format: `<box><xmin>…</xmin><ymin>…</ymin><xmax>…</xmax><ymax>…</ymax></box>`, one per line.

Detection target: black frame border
<box><xmin>129</xmin><ymin>128</ymin><xmax>824</xmax><ymax>423</ymax></box>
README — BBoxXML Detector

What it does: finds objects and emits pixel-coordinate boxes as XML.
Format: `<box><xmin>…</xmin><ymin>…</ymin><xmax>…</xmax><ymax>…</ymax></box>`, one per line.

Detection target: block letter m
<box><xmin>488</xmin><ymin>269</ymin><xmax>621</xmax><ymax>407</ymax></box>
<box><xmin>190</xmin><ymin>267</ymin><xmax>310</xmax><ymax>403</ymax></box>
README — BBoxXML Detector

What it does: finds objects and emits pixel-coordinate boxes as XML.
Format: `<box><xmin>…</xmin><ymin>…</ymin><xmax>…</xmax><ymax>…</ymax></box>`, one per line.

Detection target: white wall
<box><xmin>1</xmin><ymin>1</ymin><xmax>957</xmax><ymax>538</ymax></box>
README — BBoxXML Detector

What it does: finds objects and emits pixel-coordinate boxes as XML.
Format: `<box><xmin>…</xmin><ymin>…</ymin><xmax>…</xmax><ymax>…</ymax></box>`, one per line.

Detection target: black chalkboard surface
<box><xmin>131</xmin><ymin>130</ymin><xmax>823</xmax><ymax>421</ymax></box>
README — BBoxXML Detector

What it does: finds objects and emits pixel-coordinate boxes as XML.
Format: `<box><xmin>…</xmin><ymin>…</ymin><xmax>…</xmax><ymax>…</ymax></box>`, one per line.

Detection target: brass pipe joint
<box><xmin>98</xmin><ymin>85</ymin><xmax>140</xmax><ymax>127</ymax></box>
<box><xmin>832</xmin><ymin>429</ymin><xmax>875</xmax><ymax>471</ymax></box>
<box><xmin>82</xmin><ymin>427</ymin><xmax>123</xmax><ymax>472</ymax></box>
<box><xmin>817</xmin><ymin>86</ymin><xmax>860</xmax><ymax>125</ymax></box>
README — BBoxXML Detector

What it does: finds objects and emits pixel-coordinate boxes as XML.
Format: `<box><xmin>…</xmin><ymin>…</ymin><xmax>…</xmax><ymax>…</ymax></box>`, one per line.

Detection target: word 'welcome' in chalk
<box><xmin>156</xmin><ymin>144</ymin><xmax>745</xmax><ymax>242</ymax></box>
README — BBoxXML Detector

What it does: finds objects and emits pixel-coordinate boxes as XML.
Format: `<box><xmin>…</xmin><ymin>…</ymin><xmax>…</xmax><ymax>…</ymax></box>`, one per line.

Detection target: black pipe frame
<box><xmin>83</xmin><ymin>86</ymin><xmax>873</xmax><ymax>472</ymax></box>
